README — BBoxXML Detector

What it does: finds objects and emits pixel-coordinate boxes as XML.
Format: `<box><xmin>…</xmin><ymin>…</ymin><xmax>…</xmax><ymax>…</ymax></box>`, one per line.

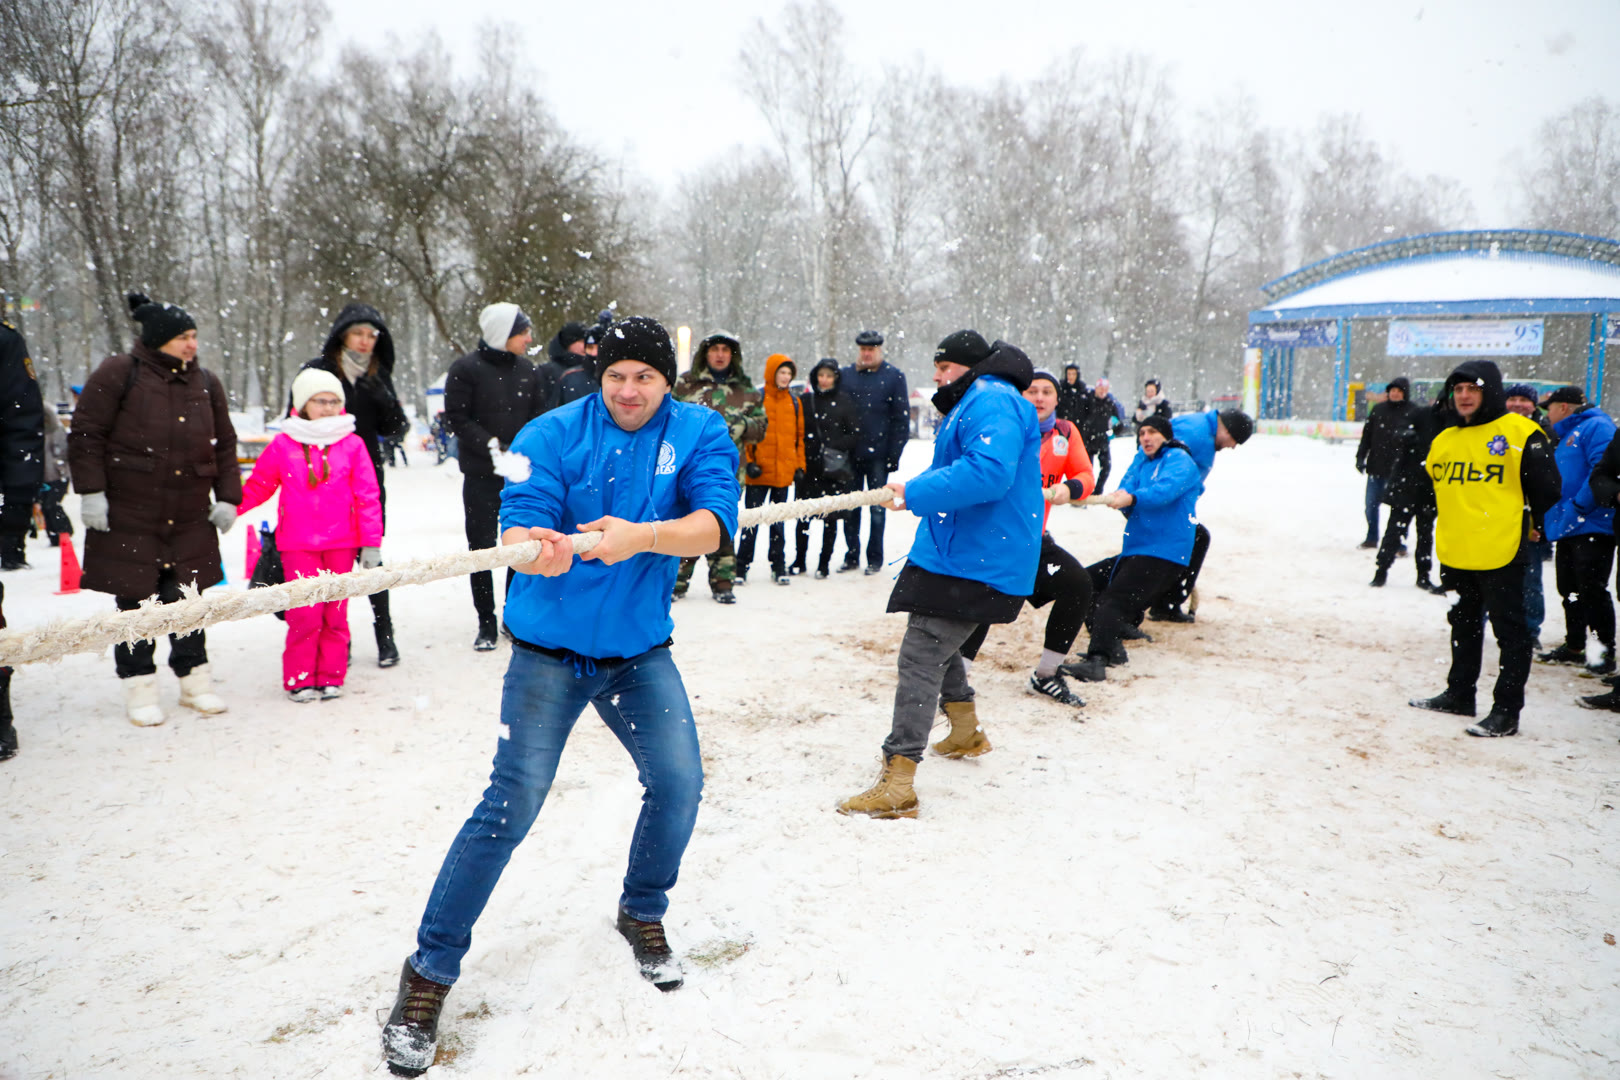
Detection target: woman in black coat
<box><xmin>795</xmin><ymin>358</ymin><xmax>860</xmax><ymax>577</ymax></box>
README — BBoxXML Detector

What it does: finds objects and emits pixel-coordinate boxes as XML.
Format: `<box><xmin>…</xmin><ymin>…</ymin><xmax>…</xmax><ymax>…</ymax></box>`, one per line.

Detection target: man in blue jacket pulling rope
<box><xmin>380</xmin><ymin>317</ymin><xmax>741</xmax><ymax>1077</ymax></box>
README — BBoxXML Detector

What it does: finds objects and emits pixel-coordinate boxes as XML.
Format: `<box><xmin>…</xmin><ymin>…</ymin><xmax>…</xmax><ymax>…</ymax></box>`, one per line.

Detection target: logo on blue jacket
<box><xmin>1487</xmin><ymin>435</ymin><xmax>1508</xmax><ymax>457</ymax></box>
<box><xmin>656</xmin><ymin>441</ymin><xmax>678</xmax><ymax>475</ymax></box>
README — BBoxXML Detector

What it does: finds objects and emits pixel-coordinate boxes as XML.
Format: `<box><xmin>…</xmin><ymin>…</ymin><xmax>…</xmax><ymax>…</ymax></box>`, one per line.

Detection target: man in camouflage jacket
<box><xmin>671</xmin><ymin>331</ymin><xmax>766</xmax><ymax>602</ymax></box>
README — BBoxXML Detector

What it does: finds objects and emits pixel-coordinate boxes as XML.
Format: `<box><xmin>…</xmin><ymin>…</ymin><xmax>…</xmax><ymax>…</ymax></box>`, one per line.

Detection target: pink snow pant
<box><xmin>281</xmin><ymin>548</ymin><xmax>357</xmax><ymax>691</ymax></box>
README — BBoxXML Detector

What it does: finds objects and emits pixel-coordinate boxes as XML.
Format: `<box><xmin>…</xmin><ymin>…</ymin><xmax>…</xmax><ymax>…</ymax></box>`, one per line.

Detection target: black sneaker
<box><xmin>1118</xmin><ymin>625</ymin><xmax>1153</xmax><ymax>642</ymax></box>
<box><xmin>734</xmin><ymin>573</ymin><xmax>748</xmax><ymax>587</ymax></box>
<box><xmin>836</xmin><ymin>559</ymin><xmax>860</xmax><ymax>573</ymax></box>
<box><xmin>473</xmin><ymin>616</ymin><xmax>498</xmax><ymax>652</ymax></box>
<box><xmin>864</xmin><ymin>564</ymin><xmax>881</xmax><ymax>575</ymax></box>
<box><xmin>1578</xmin><ymin>688</ymin><xmax>1620</xmax><ymax>711</ymax></box>
<box><xmin>1059</xmin><ymin>656</ymin><xmax>1108</xmax><ymax>682</ymax></box>
<box><xmin>1370</xmin><ymin>568</ymin><xmax>1388</xmax><ymax>587</ymax></box>
<box><xmin>1409</xmin><ymin>691</ymin><xmax>1476</xmax><ymax>717</ymax></box>
<box><xmin>774</xmin><ymin>572</ymin><xmax>791</xmax><ymax>585</ymax></box>
<box><xmin>713</xmin><ymin>590</ymin><xmax>737</xmax><ymax>605</ymax></box>
<box><xmin>1029</xmin><ymin>672</ymin><xmax>1085</xmax><ymax>708</ymax></box>
<box><xmin>814</xmin><ymin>567</ymin><xmax>829</xmax><ymax>580</ymax></box>
<box><xmin>1105</xmin><ymin>640</ymin><xmax>1129</xmax><ymax>666</ymax></box>
<box><xmin>1147</xmin><ymin>605</ymin><xmax>1194</xmax><ymax>623</ymax></box>
<box><xmin>1537</xmin><ymin>644</ymin><xmax>1586</xmax><ymax>666</ymax></box>
<box><xmin>616</xmin><ymin>909</ymin><xmax>684</xmax><ymax>991</ymax></box>
<box><xmin>1588</xmin><ymin>649</ymin><xmax>1616</xmax><ymax>676</ymax></box>
<box><xmin>1357</xmin><ymin>540</ymin><xmax>1377</xmax><ymax>550</ymax></box>
<box><xmin>1416</xmin><ymin>577</ymin><xmax>1444</xmax><ymax>594</ymax></box>
<box><xmin>1465</xmin><ymin>709</ymin><xmax>1518</xmax><ymax>737</ymax></box>
<box><xmin>381</xmin><ymin>959</ymin><xmax>451</xmax><ymax>1077</ymax></box>
<box><xmin>788</xmin><ymin>562</ymin><xmax>807</xmax><ymax>576</ymax></box>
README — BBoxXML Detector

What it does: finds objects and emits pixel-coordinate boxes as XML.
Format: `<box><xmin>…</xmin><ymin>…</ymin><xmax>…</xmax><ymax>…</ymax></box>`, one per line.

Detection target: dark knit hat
<box><xmin>558</xmin><ymin>321</ymin><xmax>589</xmax><ymax>348</ymax></box>
<box><xmin>593</xmin><ymin>316</ymin><xmax>677</xmax><ymax>385</ymax></box>
<box><xmin>1544</xmin><ymin>384</ymin><xmax>1585</xmax><ymax>406</ymax></box>
<box><xmin>855</xmin><ymin>329</ymin><xmax>884</xmax><ymax>347</ymax></box>
<box><xmin>1139</xmin><ymin>415</ymin><xmax>1174</xmax><ymax>441</ymax></box>
<box><xmin>933</xmin><ymin>329</ymin><xmax>993</xmax><ymax>368</ymax></box>
<box><xmin>127</xmin><ymin>292</ymin><xmax>196</xmax><ymax>348</ymax></box>
<box><xmin>1504</xmin><ymin>383</ymin><xmax>1539</xmax><ymax>403</ymax></box>
<box><xmin>1218</xmin><ymin>409</ymin><xmax>1255</xmax><ymax>445</ymax></box>
<box><xmin>1029</xmin><ymin>368</ymin><xmax>1061</xmax><ymax>391</ymax></box>
<box><xmin>510</xmin><ymin>310</ymin><xmax>531</xmax><ymax>337</ymax></box>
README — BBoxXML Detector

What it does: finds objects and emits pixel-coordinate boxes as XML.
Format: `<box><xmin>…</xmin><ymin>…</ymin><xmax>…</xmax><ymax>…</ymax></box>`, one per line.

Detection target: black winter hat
<box><xmin>1504</xmin><ymin>383</ymin><xmax>1539</xmax><ymax>402</ymax></box>
<box><xmin>1218</xmin><ymin>409</ymin><xmax>1255</xmax><ymax>445</ymax></box>
<box><xmin>1029</xmin><ymin>368</ymin><xmax>1061</xmax><ymax>391</ymax></box>
<box><xmin>557</xmin><ymin>321</ymin><xmax>589</xmax><ymax>348</ymax></box>
<box><xmin>1139</xmin><ymin>415</ymin><xmax>1174</xmax><ymax>441</ymax></box>
<box><xmin>1544</xmin><ymin>384</ymin><xmax>1585</xmax><ymax>406</ymax></box>
<box><xmin>855</xmin><ymin>329</ymin><xmax>884</xmax><ymax>347</ymax></box>
<box><xmin>593</xmin><ymin>316</ymin><xmax>677</xmax><ymax>385</ymax></box>
<box><xmin>933</xmin><ymin>329</ymin><xmax>992</xmax><ymax>368</ymax></box>
<box><xmin>127</xmin><ymin>292</ymin><xmax>196</xmax><ymax>349</ymax></box>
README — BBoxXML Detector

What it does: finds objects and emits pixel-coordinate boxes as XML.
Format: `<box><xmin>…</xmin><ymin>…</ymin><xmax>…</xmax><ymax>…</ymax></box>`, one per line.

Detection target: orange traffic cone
<box><xmin>55</xmin><ymin>534</ymin><xmax>83</xmax><ymax>595</ymax></box>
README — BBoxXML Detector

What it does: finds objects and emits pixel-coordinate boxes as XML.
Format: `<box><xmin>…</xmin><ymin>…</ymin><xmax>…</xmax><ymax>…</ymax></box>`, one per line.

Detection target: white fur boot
<box><xmin>177</xmin><ymin>664</ymin><xmax>228</xmax><ymax>715</ymax></box>
<box><xmin>124</xmin><ymin>674</ymin><xmax>166</xmax><ymax>727</ymax></box>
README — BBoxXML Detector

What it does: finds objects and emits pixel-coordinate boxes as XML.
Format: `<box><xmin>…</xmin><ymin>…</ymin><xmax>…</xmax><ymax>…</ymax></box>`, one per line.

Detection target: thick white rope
<box><xmin>0</xmin><ymin>487</ymin><xmax>898</xmax><ymax>666</ymax></box>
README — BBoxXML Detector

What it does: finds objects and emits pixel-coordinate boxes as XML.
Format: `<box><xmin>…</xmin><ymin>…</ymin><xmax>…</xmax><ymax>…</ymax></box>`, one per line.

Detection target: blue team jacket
<box><xmin>500</xmin><ymin>393</ymin><xmax>740</xmax><ymax>658</ymax></box>
<box><xmin>903</xmin><ymin>374</ymin><xmax>1043</xmax><ymax>597</ymax></box>
<box><xmin>1171</xmin><ymin>411</ymin><xmax>1218</xmax><ymax>484</ymax></box>
<box><xmin>1117</xmin><ymin>442</ymin><xmax>1203</xmax><ymax>566</ymax></box>
<box><xmin>1545</xmin><ymin>405</ymin><xmax>1617</xmax><ymax>541</ymax></box>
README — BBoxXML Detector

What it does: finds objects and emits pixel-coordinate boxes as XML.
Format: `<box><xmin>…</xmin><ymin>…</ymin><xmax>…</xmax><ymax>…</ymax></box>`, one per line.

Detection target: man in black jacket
<box><xmin>534</xmin><ymin>321</ymin><xmax>588</xmax><ymax>414</ymax></box>
<box><xmin>1356</xmin><ymin>378</ymin><xmax>1416</xmax><ymax>549</ymax></box>
<box><xmin>297</xmin><ymin>303</ymin><xmax>410</xmax><ymax>666</ymax></box>
<box><xmin>839</xmin><ymin>330</ymin><xmax>909</xmax><ymax>574</ymax></box>
<box><xmin>0</xmin><ymin>317</ymin><xmax>44</xmax><ymax>571</ymax></box>
<box><xmin>442</xmin><ymin>303</ymin><xmax>543</xmax><ymax>649</ymax></box>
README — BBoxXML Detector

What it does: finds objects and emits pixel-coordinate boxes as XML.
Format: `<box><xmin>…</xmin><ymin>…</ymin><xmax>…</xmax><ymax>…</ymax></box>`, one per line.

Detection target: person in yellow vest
<box><xmin>1409</xmin><ymin>360</ymin><xmax>1559</xmax><ymax>737</ymax></box>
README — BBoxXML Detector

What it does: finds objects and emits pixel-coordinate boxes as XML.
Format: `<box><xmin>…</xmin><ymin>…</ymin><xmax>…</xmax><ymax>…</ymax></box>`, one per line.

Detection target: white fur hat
<box><xmin>291</xmin><ymin>367</ymin><xmax>346</xmax><ymax>413</ymax></box>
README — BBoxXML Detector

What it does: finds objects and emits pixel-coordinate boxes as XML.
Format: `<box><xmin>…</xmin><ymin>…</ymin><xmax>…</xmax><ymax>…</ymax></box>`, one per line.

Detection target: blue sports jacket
<box><xmin>1545</xmin><ymin>405</ymin><xmax>1617</xmax><ymax>541</ymax></box>
<box><xmin>904</xmin><ymin>374</ymin><xmax>1043</xmax><ymax>597</ymax></box>
<box><xmin>1116</xmin><ymin>441</ymin><xmax>1203</xmax><ymax>566</ymax></box>
<box><xmin>500</xmin><ymin>393</ymin><xmax>740</xmax><ymax>658</ymax></box>
<box><xmin>1171</xmin><ymin>411</ymin><xmax>1218</xmax><ymax>484</ymax></box>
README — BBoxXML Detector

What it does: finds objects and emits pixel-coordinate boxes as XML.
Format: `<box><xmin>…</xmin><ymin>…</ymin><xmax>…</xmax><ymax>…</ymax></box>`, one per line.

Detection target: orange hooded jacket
<box><xmin>745</xmin><ymin>354</ymin><xmax>807</xmax><ymax>487</ymax></box>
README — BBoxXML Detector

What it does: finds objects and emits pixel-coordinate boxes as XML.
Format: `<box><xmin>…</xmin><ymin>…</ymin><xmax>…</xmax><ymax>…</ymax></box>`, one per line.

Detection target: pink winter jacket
<box><xmin>239</xmin><ymin>427</ymin><xmax>383</xmax><ymax>552</ymax></box>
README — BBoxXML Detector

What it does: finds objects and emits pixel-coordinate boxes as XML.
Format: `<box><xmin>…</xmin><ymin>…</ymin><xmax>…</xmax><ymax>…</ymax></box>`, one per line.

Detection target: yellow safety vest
<box><xmin>1427</xmin><ymin>412</ymin><xmax>1542</xmax><ymax>571</ymax></box>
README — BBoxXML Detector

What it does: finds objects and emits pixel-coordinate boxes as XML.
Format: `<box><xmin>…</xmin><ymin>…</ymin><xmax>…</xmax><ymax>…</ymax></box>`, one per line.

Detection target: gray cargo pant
<box><xmin>882</xmin><ymin>613</ymin><xmax>979</xmax><ymax>762</ymax></box>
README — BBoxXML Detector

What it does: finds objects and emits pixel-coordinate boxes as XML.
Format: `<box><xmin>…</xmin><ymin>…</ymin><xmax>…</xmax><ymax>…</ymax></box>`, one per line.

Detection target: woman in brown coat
<box><xmin>738</xmin><ymin>354</ymin><xmax>806</xmax><ymax>585</ymax></box>
<box><xmin>69</xmin><ymin>293</ymin><xmax>240</xmax><ymax>726</ymax></box>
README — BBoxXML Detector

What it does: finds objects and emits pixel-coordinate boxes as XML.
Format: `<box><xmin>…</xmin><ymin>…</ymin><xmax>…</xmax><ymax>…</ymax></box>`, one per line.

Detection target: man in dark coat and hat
<box><xmin>296</xmin><ymin>303</ymin><xmax>410</xmax><ymax>666</ymax></box>
<box><xmin>70</xmin><ymin>293</ymin><xmax>240</xmax><ymax>726</ymax></box>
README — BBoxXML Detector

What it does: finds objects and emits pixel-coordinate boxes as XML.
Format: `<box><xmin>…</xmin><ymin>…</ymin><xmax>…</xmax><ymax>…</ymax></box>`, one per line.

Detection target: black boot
<box><xmin>616</xmin><ymin>909</ymin><xmax>684</xmax><ymax>991</ymax></box>
<box><xmin>1537</xmin><ymin>643</ymin><xmax>1586</xmax><ymax>666</ymax></box>
<box><xmin>1409</xmin><ymin>690</ymin><xmax>1476</xmax><ymax>716</ymax></box>
<box><xmin>814</xmin><ymin>558</ymin><xmax>830</xmax><ymax>580</ymax></box>
<box><xmin>1118</xmin><ymin>625</ymin><xmax>1153</xmax><ymax>642</ymax></box>
<box><xmin>0</xmin><ymin>534</ymin><xmax>27</xmax><ymax>571</ymax></box>
<box><xmin>1578</xmin><ymin>688</ymin><xmax>1620</xmax><ymax>711</ymax></box>
<box><xmin>381</xmin><ymin>958</ymin><xmax>451</xmax><ymax>1077</ymax></box>
<box><xmin>1588</xmin><ymin>646</ymin><xmax>1616</xmax><ymax>676</ymax></box>
<box><xmin>1465</xmin><ymin>709</ymin><xmax>1518</xmax><ymax>737</ymax></box>
<box><xmin>1370</xmin><ymin>568</ymin><xmax>1388</xmax><ymax>587</ymax></box>
<box><xmin>1059</xmin><ymin>655</ymin><xmax>1108</xmax><ymax>682</ymax></box>
<box><xmin>375</xmin><ymin>619</ymin><xmax>400</xmax><ymax>667</ymax></box>
<box><xmin>473</xmin><ymin>614</ymin><xmax>498</xmax><ymax>652</ymax></box>
<box><xmin>1147</xmin><ymin>604</ymin><xmax>1194</xmax><ymax>623</ymax></box>
<box><xmin>0</xmin><ymin>669</ymin><xmax>16</xmax><ymax>763</ymax></box>
<box><xmin>788</xmin><ymin>558</ymin><xmax>807</xmax><ymax>576</ymax></box>
<box><xmin>1415</xmin><ymin>575</ymin><xmax>1442</xmax><ymax>593</ymax></box>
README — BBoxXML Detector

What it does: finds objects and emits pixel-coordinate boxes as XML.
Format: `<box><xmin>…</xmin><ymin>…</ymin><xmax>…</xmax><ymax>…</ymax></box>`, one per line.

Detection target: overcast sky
<box><xmin>330</xmin><ymin>0</ymin><xmax>1619</xmax><ymax>230</ymax></box>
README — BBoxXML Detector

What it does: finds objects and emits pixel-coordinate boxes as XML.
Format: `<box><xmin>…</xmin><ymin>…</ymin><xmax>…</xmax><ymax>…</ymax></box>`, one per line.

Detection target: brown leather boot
<box><xmin>931</xmin><ymin>700</ymin><xmax>991</xmax><ymax>759</ymax></box>
<box><xmin>837</xmin><ymin>754</ymin><xmax>919</xmax><ymax>818</ymax></box>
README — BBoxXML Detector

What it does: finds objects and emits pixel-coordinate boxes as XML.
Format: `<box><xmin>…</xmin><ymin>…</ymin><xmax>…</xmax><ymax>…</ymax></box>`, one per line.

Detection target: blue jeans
<box><xmin>410</xmin><ymin>644</ymin><xmax>704</xmax><ymax>985</ymax></box>
<box><xmin>1363</xmin><ymin>475</ymin><xmax>1388</xmax><ymax>544</ymax></box>
<box><xmin>842</xmin><ymin>458</ymin><xmax>890</xmax><ymax>567</ymax></box>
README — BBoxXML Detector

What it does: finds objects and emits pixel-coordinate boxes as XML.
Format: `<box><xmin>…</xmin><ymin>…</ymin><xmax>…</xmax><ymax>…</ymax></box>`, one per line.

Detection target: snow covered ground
<box><xmin>4</xmin><ymin>434</ymin><xmax>1618</xmax><ymax>1079</ymax></box>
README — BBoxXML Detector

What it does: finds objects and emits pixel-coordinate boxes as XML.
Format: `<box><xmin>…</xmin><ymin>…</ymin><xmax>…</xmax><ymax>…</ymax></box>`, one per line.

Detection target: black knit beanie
<box><xmin>1139</xmin><ymin>415</ymin><xmax>1174</xmax><ymax>441</ymax></box>
<box><xmin>593</xmin><ymin>316</ymin><xmax>678</xmax><ymax>385</ymax></box>
<box><xmin>1029</xmin><ymin>368</ymin><xmax>1061</xmax><ymax>392</ymax></box>
<box><xmin>127</xmin><ymin>292</ymin><xmax>196</xmax><ymax>348</ymax></box>
<box><xmin>933</xmin><ymin>329</ymin><xmax>993</xmax><ymax>368</ymax></box>
<box><xmin>1218</xmin><ymin>409</ymin><xmax>1255</xmax><ymax>445</ymax></box>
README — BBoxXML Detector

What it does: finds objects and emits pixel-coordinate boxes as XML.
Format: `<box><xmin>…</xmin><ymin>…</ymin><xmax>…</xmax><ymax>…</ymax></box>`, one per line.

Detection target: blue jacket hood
<box><xmin>499</xmin><ymin>394</ymin><xmax>741</xmax><ymax>658</ymax></box>
<box><xmin>1545</xmin><ymin>405</ymin><xmax>1617</xmax><ymax>541</ymax></box>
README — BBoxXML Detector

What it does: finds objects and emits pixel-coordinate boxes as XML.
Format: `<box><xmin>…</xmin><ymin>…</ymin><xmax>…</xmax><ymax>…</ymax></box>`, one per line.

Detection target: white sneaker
<box><xmin>318</xmin><ymin>686</ymin><xmax>343</xmax><ymax>701</ymax></box>
<box><xmin>288</xmin><ymin>688</ymin><xmax>319</xmax><ymax>704</ymax></box>
<box><xmin>176</xmin><ymin>663</ymin><xmax>228</xmax><ymax>714</ymax></box>
<box><xmin>124</xmin><ymin>673</ymin><xmax>166</xmax><ymax>727</ymax></box>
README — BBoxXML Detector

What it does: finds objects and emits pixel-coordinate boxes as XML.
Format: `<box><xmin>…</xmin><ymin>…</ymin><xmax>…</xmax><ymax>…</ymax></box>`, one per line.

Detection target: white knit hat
<box><xmin>291</xmin><ymin>368</ymin><xmax>346</xmax><ymax>413</ymax></box>
<box><xmin>479</xmin><ymin>302</ymin><xmax>530</xmax><ymax>349</ymax></box>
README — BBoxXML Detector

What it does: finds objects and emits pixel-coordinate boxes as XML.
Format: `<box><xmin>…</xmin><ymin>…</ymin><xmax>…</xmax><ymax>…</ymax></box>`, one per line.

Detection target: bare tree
<box><xmin>1518</xmin><ymin>97</ymin><xmax>1618</xmax><ymax>238</ymax></box>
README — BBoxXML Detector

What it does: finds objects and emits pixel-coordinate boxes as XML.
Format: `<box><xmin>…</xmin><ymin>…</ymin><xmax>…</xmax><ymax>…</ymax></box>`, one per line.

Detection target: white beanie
<box><xmin>291</xmin><ymin>368</ymin><xmax>346</xmax><ymax>413</ymax></box>
<box><xmin>479</xmin><ymin>302</ymin><xmax>531</xmax><ymax>350</ymax></box>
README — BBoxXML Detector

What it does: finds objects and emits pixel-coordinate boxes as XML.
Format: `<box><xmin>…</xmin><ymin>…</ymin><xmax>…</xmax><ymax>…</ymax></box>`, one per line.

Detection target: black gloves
<box><xmin>793</xmin><ymin>468</ymin><xmax>806</xmax><ymax>486</ymax></box>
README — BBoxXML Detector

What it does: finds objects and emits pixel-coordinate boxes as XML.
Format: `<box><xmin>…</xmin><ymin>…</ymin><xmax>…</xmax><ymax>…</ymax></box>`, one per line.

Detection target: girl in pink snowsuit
<box><xmin>239</xmin><ymin>369</ymin><xmax>384</xmax><ymax>702</ymax></box>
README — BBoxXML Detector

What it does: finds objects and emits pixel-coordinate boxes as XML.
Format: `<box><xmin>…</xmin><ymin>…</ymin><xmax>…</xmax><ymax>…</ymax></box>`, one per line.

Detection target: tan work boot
<box><xmin>837</xmin><ymin>754</ymin><xmax>919</xmax><ymax>818</ymax></box>
<box><xmin>931</xmin><ymin>700</ymin><xmax>991</xmax><ymax>759</ymax></box>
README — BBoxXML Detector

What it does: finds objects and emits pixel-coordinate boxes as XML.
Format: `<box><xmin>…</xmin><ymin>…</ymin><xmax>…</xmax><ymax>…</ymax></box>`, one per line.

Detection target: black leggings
<box><xmin>959</xmin><ymin>534</ymin><xmax>1094</xmax><ymax>661</ymax></box>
